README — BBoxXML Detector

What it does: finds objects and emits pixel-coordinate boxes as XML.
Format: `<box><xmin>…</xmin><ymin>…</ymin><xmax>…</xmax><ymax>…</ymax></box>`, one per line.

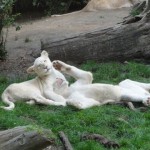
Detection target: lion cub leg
<box><xmin>120</xmin><ymin>79</ymin><xmax>150</xmax><ymax>92</ymax></box>
<box><xmin>67</xmin><ymin>93</ymin><xmax>116</xmax><ymax>109</ymax></box>
<box><xmin>142</xmin><ymin>97</ymin><xmax>150</xmax><ymax>107</ymax></box>
<box><xmin>34</xmin><ymin>95</ymin><xmax>66</xmax><ymax>106</ymax></box>
<box><xmin>26</xmin><ymin>100</ymin><xmax>36</xmax><ymax>105</ymax></box>
<box><xmin>67</xmin><ymin>97</ymin><xmax>100</xmax><ymax>109</ymax></box>
<box><xmin>67</xmin><ymin>92</ymin><xmax>100</xmax><ymax>109</ymax></box>
<box><xmin>53</xmin><ymin>60</ymin><xmax>93</xmax><ymax>84</ymax></box>
<box><xmin>99</xmin><ymin>99</ymin><xmax>116</xmax><ymax>105</ymax></box>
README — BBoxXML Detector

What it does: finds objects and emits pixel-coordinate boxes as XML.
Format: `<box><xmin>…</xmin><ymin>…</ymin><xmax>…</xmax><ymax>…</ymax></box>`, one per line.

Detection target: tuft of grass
<box><xmin>0</xmin><ymin>61</ymin><xmax>150</xmax><ymax>149</ymax></box>
<box><xmin>24</xmin><ymin>37</ymin><xmax>32</xmax><ymax>43</ymax></box>
<box><xmin>130</xmin><ymin>9</ymin><xmax>141</xmax><ymax>17</ymax></box>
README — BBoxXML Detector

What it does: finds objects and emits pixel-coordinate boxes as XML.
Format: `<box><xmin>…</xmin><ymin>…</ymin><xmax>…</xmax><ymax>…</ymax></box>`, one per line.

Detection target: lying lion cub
<box><xmin>53</xmin><ymin>60</ymin><xmax>150</xmax><ymax>109</ymax></box>
<box><xmin>83</xmin><ymin>0</ymin><xmax>144</xmax><ymax>11</ymax></box>
<box><xmin>0</xmin><ymin>51</ymin><xmax>67</xmax><ymax>111</ymax></box>
<box><xmin>52</xmin><ymin>0</ymin><xmax>144</xmax><ymax>17</ymax></box>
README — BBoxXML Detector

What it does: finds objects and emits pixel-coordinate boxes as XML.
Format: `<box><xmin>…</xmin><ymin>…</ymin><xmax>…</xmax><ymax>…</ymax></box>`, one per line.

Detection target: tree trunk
<box><xmin>41</xmin><ymin>0</ymin><xmax>150</xmax><ymax>64</ymax></box>
<box><xmin>0</xmin><ymin>126</ymin><xmax>56</xmax><ymax>150</ymax></box>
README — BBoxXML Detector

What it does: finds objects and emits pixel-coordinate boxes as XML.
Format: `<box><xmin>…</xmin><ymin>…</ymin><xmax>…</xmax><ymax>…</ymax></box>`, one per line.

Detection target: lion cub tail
<box><xmin>1</xmin><ymin>91</ymin><xmax>15</xmax><ymax>111</ymax></box>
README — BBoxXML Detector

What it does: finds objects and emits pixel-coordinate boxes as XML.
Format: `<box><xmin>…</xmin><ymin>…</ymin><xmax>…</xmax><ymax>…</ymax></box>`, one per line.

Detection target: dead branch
<box><xmin>81</xmin><ymin>133</ymin><xmax>120</xmax><ymax>148</ymax></box>
<box><xmin>125</xmin><ymin>102</ymin><xmax>136</xmax><ymax>111</ymax></box>
<box><xmin>59</xmin><ymin>131</ymin><xmax>73</xmax><ymax>150</ymax></box>
<box><xmin>125</xmin><ymin>102</ymin><xmax>148</xmax><ymax>112</ymax></box>
<box><xmin>123</xmin><ymin>0</ymin><xmax>150</xmax><ymax>24</ymax></box>
<box><xmin>141</xmin><ymin>0</ymin><xmax>150</xmax><ymax>14</ymax></box>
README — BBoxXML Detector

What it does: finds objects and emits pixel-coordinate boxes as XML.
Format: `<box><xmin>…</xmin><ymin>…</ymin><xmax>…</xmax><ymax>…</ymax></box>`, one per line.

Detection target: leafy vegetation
<box><xmin>0</xmin><ymin>0</ymin><xmax>16</xmax><ymax>60</ymax></box>
<box><xmin>130</xmin><ymin>9</ymin><xmax>141</xmax><ymax>16</ymax></box>
<box><xmin>0</xmin><ymin>62</ymin><xmax>150</xmax><ymax>149</ymax></box>
<box><xmin>14</xmin><ymin>0</ymin><xmax>87</xmax><ymax>15</ymax></box>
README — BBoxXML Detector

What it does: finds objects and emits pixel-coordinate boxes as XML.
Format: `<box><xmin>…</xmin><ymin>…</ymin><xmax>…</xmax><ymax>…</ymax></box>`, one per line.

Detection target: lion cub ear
<box><xmin>41</xmin><ymin>50</ymin><xmax>49</xmax><ymax>57</ymax></box>
<box><xmin>27</xmin><ymin>66</ymin><xmax>35</xmax><ymax>74</ymax></box>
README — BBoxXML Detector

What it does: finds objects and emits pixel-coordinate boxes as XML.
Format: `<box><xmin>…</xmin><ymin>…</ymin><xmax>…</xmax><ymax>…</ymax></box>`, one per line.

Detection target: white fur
<box><xmin>52</xmin><ymin>0</ymin><xmax>144</xmax><ymax>17</ymax></box>
<box><xmin>119</xmin><ymin>79</ymin><xmax>150</xmax><ymax>106</ymax></box>
<box><xmin>83</xmin><ymin>0</ymin><xmax>133</xmax><ymax>11</ymax></box>
<box><xmin>0</xmin><ymin>51</ymin><xmax>68</xmax><ymax>111</ymax></box>
<box><xmin>53</xmin><ymin>60</ymin><xmax>150</xmax><ymax>109</ymax></box>
<box><xmin>83</xmin><ymin>0</ymin><xmax>145</xmax><ymax>11</ymax></box>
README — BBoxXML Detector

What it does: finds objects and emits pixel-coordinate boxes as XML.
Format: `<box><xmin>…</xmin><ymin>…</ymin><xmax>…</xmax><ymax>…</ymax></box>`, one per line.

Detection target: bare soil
<box><xmin>0</xmin><ymin>8</ymin><xmax>131</xmax><ymax>78</ymax></box>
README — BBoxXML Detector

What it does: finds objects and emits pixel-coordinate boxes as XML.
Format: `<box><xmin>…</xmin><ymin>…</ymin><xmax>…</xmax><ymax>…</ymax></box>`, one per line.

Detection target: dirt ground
<box><xmin>0</xmin><ymin>8</ymin><xmax>131</xmax><ymax>78</ymax></box>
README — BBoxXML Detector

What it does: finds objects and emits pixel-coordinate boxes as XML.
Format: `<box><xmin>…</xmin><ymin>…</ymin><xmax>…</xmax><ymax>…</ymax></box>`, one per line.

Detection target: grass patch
<box><xmin>24</xmin><ymin>37</ymin><xmax>32</xmax><ymax>43</ymax></box>
<box><xmin>0</xmin><ymin>61</ymin><xmax>150</xmax><ymax>149</ymax></box>
<box><xmin>130</xmin><ymin>9</ymin><xmax>141</xmax><ymax>16</ymax></box>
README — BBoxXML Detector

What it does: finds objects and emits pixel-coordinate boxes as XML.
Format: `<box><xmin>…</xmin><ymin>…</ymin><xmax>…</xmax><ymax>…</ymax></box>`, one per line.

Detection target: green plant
<box><xmin>0</xmin><ymin>0</ymin><xmax>16</xmax><ymax>60</ymax></box>
<box><xmin>32</xmin><ymin>0</ymin><xmax>87</xmax><ymax>15</ymax></box>
<box><xmin>0</xmin><ymin>35</ymin><xmax>7</xmax><ymax>60</ymax></box>
<box><xmin>130</xmin><ymin>9</ymin><xmax>141</xmax><ymax>16</ymax></box>
<box><xmin>24</xmin><ymin>37</ymin><xmax>31</xmax><ymax>43</ymax></box>
<box><xmin>32</xmin><ymin>0</ymin><xmax>71</xmax><ymax>15</ymax></box>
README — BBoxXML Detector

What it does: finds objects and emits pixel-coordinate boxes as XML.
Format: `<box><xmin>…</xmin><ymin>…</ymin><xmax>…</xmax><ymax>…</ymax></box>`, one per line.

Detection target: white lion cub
<box><xmin>0</xmin><ymin>51</ymin><xmax>68</xmax><ymax>111</ymax></box>
<box><xmin>53</xmin><ymin>60</ymin><xmax>150</xmax><ymax>109</ymax></box>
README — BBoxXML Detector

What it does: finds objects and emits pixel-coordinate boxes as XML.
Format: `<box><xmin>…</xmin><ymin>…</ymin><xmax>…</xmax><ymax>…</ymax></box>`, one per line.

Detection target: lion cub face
<box><xmin>27</xmin><ymin>51</ymin><xmax>53</xmax><ymax>77</ymax></box>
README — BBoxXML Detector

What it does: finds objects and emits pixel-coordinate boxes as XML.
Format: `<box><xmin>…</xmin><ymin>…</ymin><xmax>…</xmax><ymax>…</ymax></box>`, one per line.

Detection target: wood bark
<box><xmin>59</xmin><ymin>131</ymin><xmax>73</xmax><ymax>150</ymax></box>
<box><xmin>0</xmin><ymin>126</ymin><xmax>56</xmax><ymax>150</ymax></box>
<box><xmin>81</xmin><ymin>133</ymin><xmax>120</xmax><ymax>148</ymax></box>
<box><xmin>41</xmin><ymin>0</ymin><xmax>150</xmax><ymax>64</ymax></box>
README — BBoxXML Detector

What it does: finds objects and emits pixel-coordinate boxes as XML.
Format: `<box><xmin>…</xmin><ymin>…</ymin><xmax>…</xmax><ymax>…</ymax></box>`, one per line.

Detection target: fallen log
<box><xmin>0</xmin><ymin>126</ymin><xmax>56</xmax><ymax>150</ymax></box>
<box><xmin>41</xmin><ymin>0</ymin><xmax>150</xmax><ymax>64</ymax></box>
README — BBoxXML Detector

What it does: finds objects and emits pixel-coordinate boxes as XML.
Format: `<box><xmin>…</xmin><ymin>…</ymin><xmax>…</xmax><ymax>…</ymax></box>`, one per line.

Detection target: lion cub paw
<box><xmin>143</xmin><ymin>97</ymin><xmax>150</xmax><ymax>106</ymax></box>
<box><xmin>53</xmin><ymin>60</ymin><xmax>71</xmax><ymax>72</ymax></box>
<box><xmin>67</xmin><ymin>100</ymin><xmax>83</xmax><ymax>109</ymax></box>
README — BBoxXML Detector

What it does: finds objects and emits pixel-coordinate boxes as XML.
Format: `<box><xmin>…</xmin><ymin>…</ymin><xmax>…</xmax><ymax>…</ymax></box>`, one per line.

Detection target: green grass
<box><xmin>130</xmin><ymin>9</ymin><xmax>141</xmax><ymax>17</ymax></box>
<box><xmin>0</xmin><ymin>61</ymin><xmax>150</xmax><ymax>149</ymax></box>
